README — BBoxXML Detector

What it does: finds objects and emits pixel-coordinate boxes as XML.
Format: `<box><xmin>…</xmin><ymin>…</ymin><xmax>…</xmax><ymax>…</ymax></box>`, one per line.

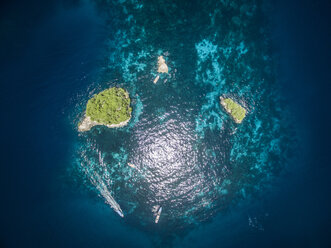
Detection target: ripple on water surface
<box><xmin>70</xmin><ymin>0</ymin><xmax>296</xmax><ymax>235</ymax></box>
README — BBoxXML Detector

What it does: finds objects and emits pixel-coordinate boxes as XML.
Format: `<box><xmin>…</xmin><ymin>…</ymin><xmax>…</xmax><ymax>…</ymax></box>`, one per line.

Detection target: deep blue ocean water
<box><xmin>0</xmin><ymin>0</ymin><xmax>330</xmax><ymax>247</ymax></box>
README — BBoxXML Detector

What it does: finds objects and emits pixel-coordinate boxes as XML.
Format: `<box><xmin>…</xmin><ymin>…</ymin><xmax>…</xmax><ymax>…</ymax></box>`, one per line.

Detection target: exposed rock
<box><xmin>78</xmin><ymin>115</ymin><xmax>131</xmax><ymax>132</ymax></box>
<box><xmin>153</xmin><ymin>75</ymin><xmax>160</xmax><ymax>84</ymax></box>
<box><xmin>157</xmin><ymin>56</ymin><xmax>168</xmax><ymax>73</ymax></box>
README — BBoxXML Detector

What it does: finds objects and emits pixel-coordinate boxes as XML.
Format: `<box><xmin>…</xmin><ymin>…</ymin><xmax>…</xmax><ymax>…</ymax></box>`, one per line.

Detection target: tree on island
<box><xmin>86</xmin><ymin>87</ymin><xmax>132</xmax><ymax>125</ymax></box>
<box><xmin>220</xmin><ymin>97</ymin><xmax>246</xmax><ymax>124</ymax></box>
<box><xmin>78</xmin><ymin>87</ymin><xmax>132</xmax><ymax>132</ymax></box>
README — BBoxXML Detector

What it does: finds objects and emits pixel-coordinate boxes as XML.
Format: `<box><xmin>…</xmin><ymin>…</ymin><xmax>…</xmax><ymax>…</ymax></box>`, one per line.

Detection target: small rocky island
<box><xmin>153</xmin><ymin>55</ymin><xmax>169</xmax><ymax>84</ymax></box>
<box><xmin>220</xmin><ymin>96</ymin><xmax>246</xmax><ymax>124</ymax></box>
<box><xmin>78</xmin><ymin>87</ymin><xmax>132</xmax><ymax>132</ymax></box>
<box><xmin>157</xmin><ymin>56</ymin><xmax>168</xmax><ymax>73</ymax></box>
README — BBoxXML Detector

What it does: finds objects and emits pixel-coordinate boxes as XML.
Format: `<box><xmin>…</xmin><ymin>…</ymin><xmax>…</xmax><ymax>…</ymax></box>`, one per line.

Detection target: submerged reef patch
<box><xmin>69</xmin><ymin>0</ymin><xmax>297</xmax><ymax>241</ymax></box>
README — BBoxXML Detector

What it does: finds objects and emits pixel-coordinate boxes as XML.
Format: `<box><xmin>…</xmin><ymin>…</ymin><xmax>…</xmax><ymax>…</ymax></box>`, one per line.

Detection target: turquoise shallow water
<box><xmin>5</xmin><ymin>0</ymin><xmax>331</xmax><ymax>247</ymax></box>
<box><xmin>68</xmin><ymin>0</ymin><xmax>295</xmax><ymax>238</ymax></box>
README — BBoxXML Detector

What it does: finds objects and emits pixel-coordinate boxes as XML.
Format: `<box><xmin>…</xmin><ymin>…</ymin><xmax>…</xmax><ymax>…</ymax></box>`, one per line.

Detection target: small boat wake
<box><xmin>91</xmin><ymin>172</ymin><xmax>124</xmax><ymax>217</ymax></box>
<box><xmin>90</xmin><ymin>172</ymin><xmax>124</xmax><ymax>217</ymax></box>
<box><xmin>78</xmin><ymin>146</ymin><xmax>124</xmax><ymax>218</ymax></box>
<box><xmin>82</xmin><ymin>165</ymin><xmax>124</xmax><ymax>217</ymax></box>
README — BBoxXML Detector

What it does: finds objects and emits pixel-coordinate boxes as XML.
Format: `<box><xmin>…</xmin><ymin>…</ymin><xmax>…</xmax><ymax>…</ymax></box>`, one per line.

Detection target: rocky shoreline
<box><xmin>78</xmin><ymin>115</ymin><xmax>131</xmax><ymax>132</ymax></box>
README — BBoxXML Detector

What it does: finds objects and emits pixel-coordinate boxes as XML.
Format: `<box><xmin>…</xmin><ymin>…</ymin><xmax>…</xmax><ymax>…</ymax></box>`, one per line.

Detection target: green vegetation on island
<box><xmin>86</xmin><ymin>87</ymin><xmax>132</xmax><ymax>124</ymax></box>
<box><xmin>220</xmin><ymin>97</ymin><xmax>246</xmax><ymax>124</ymax></box>
<box><xmin>78</xmin><ymin>87</ymin><xmax>132</xmax><ymax>132</ymax></box>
